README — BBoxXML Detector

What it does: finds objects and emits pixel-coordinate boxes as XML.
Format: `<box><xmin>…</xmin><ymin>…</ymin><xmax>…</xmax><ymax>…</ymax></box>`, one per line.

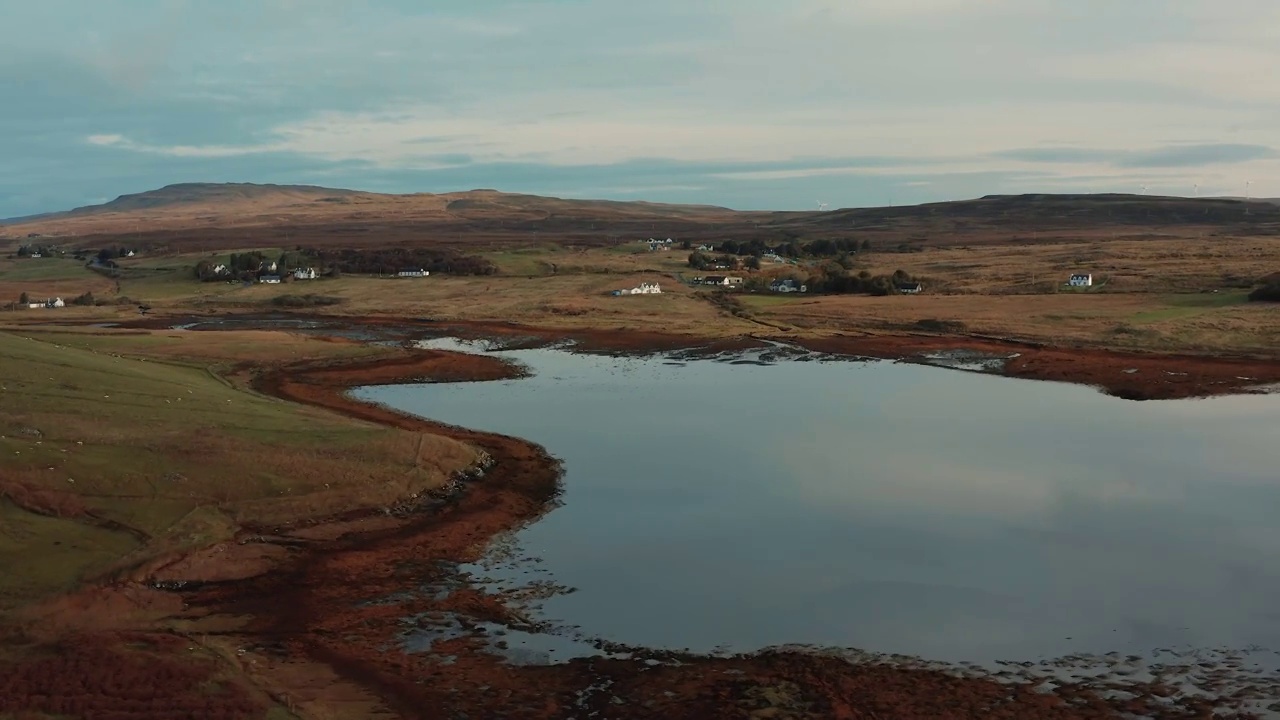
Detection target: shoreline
<box><xmin>173</xmin><ymin>338</ymin><xmax>1276</xmax><ymax>718</ymax></box>
<box><xmin>5</xmin><ymin>321</ymin><xmax>1278</xmax><ymax>717</ymax></box>
<box><xmin>113</xmin><ymin>310</ymin><xmax>1280</xmax><ymax>400</ymax></box>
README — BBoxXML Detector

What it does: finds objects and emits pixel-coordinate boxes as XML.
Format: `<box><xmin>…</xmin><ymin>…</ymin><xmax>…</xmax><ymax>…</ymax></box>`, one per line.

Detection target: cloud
<box><xmin>4</xmin><ymin>0</ymin><xmax>1280</xmax><ymax>215</ymax></box>
<box><xmin>1118</xmin><ymin>144</ymin><xmax>1279</xmax><ymax>168</ymax></box>
<box><xmin>994</xmin><ymin>144</ymin><xmax>1278</xmax><ymax>168</ymax></box>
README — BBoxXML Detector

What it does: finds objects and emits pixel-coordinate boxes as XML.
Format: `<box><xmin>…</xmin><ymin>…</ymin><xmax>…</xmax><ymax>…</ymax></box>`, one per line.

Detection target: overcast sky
<box><xmin>4</xmin><ymin>0</ymin><xmax>1279</xmax><ymax>217</ymax></box>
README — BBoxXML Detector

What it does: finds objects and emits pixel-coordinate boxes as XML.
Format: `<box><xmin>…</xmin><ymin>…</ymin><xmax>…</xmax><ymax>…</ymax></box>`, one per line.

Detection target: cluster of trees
<box><xmin>801</xmin><ymin>267</ymin><xmax>919</xmax><ymax>296</ymax></box>
<box><xmin>1249</xmin><ymin>280</ymin><xmax>1280</xmax><ymax>302</ymax></box>
<box><xmin>714</xmin><ymin>237</ymin><xmax>870</xmax><ymax>258</ymax></box>
<box><xmin>680</xmin><ymin>237</ymin><xmax>871</xmax><ymax>258</ymax></box>
<box><xmin>686</xmin><ymin>237</ymin><xmax>876</xmax><ymax>273</ymax></box>
<box><xmin>687</xmin><ymin>252</ymin><xmax>756</xmax><ymax>271</ymax></box>
<box><xmin>95</xmin><ymin>247</ymin><xmax>134</xmax><ymax>261</ymax></box>
<box><xmin>15</xmin><ymin>244</ymin><xmax>55</xmax><ymax>257</ymax></box>
<box><xmin>14</xmin><ymin>291</ymin><xmax>100</xmax><ymax>306</ymax></box>
<box><xmin>192</xmin><ymin>250</ymin><xmax>319</xmax><ymax>282</ymax></box>
<box><xmin>302</xmin><ymin>247</ymin><xmax>498</xmax><ymax>276</ymax></box>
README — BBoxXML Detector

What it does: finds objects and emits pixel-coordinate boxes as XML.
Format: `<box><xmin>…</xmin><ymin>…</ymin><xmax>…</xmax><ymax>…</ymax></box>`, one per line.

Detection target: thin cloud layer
<box><xmin>2</xmin><ymin>0</ymin><xmax>1279</xmax><ymax>217</ymax></box>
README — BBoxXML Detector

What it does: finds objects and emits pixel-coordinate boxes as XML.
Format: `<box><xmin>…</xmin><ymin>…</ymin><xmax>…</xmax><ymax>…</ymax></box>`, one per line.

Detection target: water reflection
<box><xmin>355</xmin><ymin>342</ymin><xmax>1280</xmax><ymax>663</ymax></box>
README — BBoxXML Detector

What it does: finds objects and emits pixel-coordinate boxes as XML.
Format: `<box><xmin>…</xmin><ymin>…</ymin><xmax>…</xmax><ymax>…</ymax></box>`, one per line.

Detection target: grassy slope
<box><xmin>0</xmin><ymin>330</ymin><xmax>478</xmax><ymax>616</ymax></box>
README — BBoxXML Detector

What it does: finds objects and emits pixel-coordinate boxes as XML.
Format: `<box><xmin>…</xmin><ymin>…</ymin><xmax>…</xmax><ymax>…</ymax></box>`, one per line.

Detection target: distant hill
<box><xmin>0</xmin><ymin>183</ymin><xmax>745</xmax><ymax>241</ymax></box>
<box><xmin>63</xmin><ymin>182</ymin><xmax>370</xmax><ymax>215</ymax></box>
<box><xmin>5</xmin><ymin>183</ymin><xmax>1279</xmax><ymax>253</ymax></box>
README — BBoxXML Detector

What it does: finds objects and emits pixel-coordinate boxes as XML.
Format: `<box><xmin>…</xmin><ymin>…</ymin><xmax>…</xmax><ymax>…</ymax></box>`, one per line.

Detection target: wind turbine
<box><xmin>1138</xmin><ymin>184</ymin><xmax>1149</xmax><ymax>195</ymax></box>
<box><xmin>1245</xmin><ymin>180</ymin><xmax>1252</xmax><ymax>200</ymax></box>
<box><xmin>816</xmin><ymin>200</ymin><xmax>829</xmax><ymax>211</ymax></box>
<box><xmin>1193</xmin><ymin>183</ymin><xmax>1199</xmax><ymax>197</ymax></box>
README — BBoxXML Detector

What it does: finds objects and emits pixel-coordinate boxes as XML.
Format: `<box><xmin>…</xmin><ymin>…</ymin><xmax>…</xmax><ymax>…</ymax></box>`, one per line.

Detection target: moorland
<box><xmin>1</xmin><ymin>184</ymin><xmax>1278</xmax><ymax>719</ymax></box>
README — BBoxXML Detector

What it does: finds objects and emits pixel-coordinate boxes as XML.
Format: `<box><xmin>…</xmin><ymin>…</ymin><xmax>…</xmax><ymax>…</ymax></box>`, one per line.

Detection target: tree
<box><xmin>680</xmin><ymin>239</ymin><xmax>692</xmax><ymax>250</ymax></box>
<box><xmin>861</xmin><ymin>239</ymin><xmax>872</xmax><ymax>251</ymax></box>
<box><xmin>18</xmin><ymin>292</ymin><xmax>29</xmax><ymax>305</ymax></box>
<box><xmin>745</xmin><ymin>255</ymin><xmax>761</xmax><ymax>270</ymax></box>
<box><xmin>1248</xmin><ymin>281</ymin><xmax>1280</xmax><ymax>302</ymax></box>
<box><xmin>687</xmin><ymin>251</ymin><xmax>710</xmax><ymax>270</ymax></box>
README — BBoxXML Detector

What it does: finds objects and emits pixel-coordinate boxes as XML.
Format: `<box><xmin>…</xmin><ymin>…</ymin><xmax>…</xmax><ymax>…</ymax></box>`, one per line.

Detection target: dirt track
<box><xmin>4</xmin><ymin>328</ymin><xmax>1277</xmax><ymax>718</ymax></box>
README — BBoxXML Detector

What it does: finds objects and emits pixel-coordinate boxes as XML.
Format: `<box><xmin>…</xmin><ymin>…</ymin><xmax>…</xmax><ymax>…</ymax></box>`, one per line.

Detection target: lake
<box><xmin>354</xmin><ymin>339</ymin><xmax>1280</xmax><ymax>665</ymax></box>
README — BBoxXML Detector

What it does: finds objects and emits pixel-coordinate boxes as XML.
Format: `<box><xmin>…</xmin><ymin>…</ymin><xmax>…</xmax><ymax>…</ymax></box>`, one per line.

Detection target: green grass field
<box><xmin>1129</xmin><ymin>291</ymin><xmax>1250</xmax><ymax>323</ymax></box>
<box><xmin>0</xmin><ymin>257</ymin><xmax>94</xmax><ymax>282</ymax></box>
<box><xmin>0</xmin><ymin>330</ymin><xmax>476</xmax><ymax>616</ymax></box>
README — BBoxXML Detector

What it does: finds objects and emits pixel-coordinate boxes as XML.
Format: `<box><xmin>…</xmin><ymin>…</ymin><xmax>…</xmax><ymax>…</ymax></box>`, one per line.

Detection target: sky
<box><xmin>3</xmin><ymin>0</ymin><xmax>1280</xmax><ymax>218</ymax></box>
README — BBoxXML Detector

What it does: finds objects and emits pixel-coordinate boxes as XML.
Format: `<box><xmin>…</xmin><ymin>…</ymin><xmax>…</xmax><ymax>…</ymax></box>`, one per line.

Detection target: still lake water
<box><xmin>355</xmin><ymin>340</ymin><xmax>1280</xmax><ymax>664</ymax></box>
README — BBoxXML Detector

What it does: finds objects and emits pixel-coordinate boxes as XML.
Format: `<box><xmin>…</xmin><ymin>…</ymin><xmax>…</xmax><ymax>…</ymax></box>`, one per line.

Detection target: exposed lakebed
<box><xmin>354</xmin><ymin>339</ymin><xmax>1280</xmax><ymax>671</ymax></box>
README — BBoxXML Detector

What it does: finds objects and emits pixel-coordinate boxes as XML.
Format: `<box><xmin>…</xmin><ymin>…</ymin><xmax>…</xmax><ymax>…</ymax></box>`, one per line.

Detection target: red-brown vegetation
<box><xmin>0</xmin><ymin>633</ymin><xmax>265</xmax><ymax>720</ymax></box>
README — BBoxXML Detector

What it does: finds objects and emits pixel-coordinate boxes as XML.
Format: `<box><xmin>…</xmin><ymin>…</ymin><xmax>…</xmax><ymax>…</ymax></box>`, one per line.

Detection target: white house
<box><xmin>897</xmin><ymin>282</ymin><xmax>923</xmax><ymax>294</ymax></box>
<box><xmin>126</xmin><ymin>250</ymin><xmax>136</xmax><ymax>257</ymax></box>
<box><xmin>1069</xmin><ymin>273</ymin><xmax>1093</xmax><ymax>287</ymax></box>
<box><xmin>212</xmin><ymin>264</ymin><xmax>229</xmax><ymax>275</ymax></box>
<box><xmin>258</xmin><ymin>275</ymin><xmax>282</xmax><ymax>284</ymax></box>
<box><xmin>697</xmin><ymin>243</ymin><xmax>715</xmax><ymax>252</ymax></box>
<box><xmin>263</xmin><ymin>261</ymin><xmax>278</xmax><ymax>273</ymax></box>
<box><xmin>614</xmin><ymin>282</ymin><xmax>662</xmax><ymax>295</ymax></box>
<box><xmin>701</xmin><ymin>275</ymin><xmax>743</xmax><ymax>287</ymax></box>
<box><xmin>50</xmin><ymin>297</ymin><xmax>65</xmax><ymax>307</ymax></box>
<box><xmin>397</xmin><ymin>268</ymin><xmax>429</xmax><ymax>278</ymax></box>
<box><xmin>27</xmin><ymin>302</ymin><xmax>42</xmax><ymax>309</ymax></box>
<box><xmin>769</xmin><ymin>279</ymin><xmax>807</xmax><ymax>293</ymax></box>
<box><xmin>293</xmin><ymin>267</ymin><xmax>318</xmax><ymax>280</ymax></box>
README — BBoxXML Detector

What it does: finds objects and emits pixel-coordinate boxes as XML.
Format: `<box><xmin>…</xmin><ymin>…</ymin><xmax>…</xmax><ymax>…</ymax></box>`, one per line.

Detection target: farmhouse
<box><xmin>613</xmin><ymin>282</ymin><xmax>662</xmax><ymax>295</ymax></box>
<box><xmin>1069</xmin><ymin>273</ymin><xmax>1093</xmax><ymax>287</ymax></box>
<box><xmin>701</xmin><ymin>275</ymin><xmax>743</xmax><ymax>287</ymax></box>
<box><xmin>769</xmin><ymin>279</ymin><xmax>807</xmax><ymax>293</ymax></box>
<box><xmin>293</xmin><ymin>267</ymin><xmax>318</xmax><ymax>280</ymax></box>
<box><xmin>258</xmin><ymin>275</ymin><xmax>282</xmax><ymax>284</ymax></box>
<box><xmin>397</xmin><ymin>268</ymin><xmax>430</xmax><ymax>278</ymax></box>
<box><xmin>27</xmin><ymin>297</ymin><xmax>64</xmax><ymax>309</ymax></box>
<box><xmin>897</xmin><ymin>281</ymin><xmax>923</xmax><ymax>294</ymax></box>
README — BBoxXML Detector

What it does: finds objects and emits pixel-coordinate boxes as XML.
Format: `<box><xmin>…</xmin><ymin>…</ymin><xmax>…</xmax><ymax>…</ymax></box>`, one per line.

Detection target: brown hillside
<box><xmin>5</xmin><ymin>184</ymin><xmax>1280</xmax><ymax>254</ymax></box>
